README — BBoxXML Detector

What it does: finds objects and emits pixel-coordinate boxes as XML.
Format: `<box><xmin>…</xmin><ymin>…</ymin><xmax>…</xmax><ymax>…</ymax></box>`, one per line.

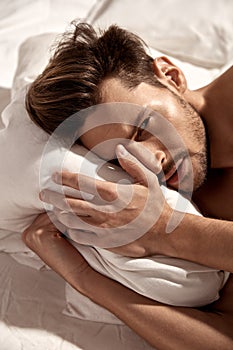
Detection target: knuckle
<box><xmin>107</xmin><ymin>191</ymin><xmax>117</xmax><ymax>202</ymax></box>
<box><xmin>103</xmin><ymin>184</ymin><xmax>118</xmax><ymax>201</ymax></box>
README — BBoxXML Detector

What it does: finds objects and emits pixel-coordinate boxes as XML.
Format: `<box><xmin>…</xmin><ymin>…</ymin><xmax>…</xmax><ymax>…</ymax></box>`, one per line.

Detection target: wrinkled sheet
<box><xmin>0</xmin><ymin>252</ymin><xmax>153</xmax><ymax>350</ymax></box>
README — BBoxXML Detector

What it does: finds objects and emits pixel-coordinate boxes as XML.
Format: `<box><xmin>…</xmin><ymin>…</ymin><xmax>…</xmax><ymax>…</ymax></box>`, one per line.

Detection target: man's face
<box><xmin>80</xmin><ymin>78</ymin><xmax>207</xmax><ymax>192</ymax></box>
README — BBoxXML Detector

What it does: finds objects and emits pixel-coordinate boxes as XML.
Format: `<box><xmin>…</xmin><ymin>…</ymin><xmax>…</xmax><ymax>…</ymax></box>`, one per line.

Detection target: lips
<box><xmin>161</xmin><ymin>158</ymin><xmax>184</xmax><ymax>187</ymax></box>
<box><xmin>166</xmin><ymin>169</ymin><xmax>179</xmax><ymax>186</ymax></box>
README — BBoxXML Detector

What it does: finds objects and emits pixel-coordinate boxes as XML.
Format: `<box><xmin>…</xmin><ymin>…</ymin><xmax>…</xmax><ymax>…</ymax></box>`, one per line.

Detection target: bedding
<box><xmin>90</xmin><ymin>0</ymin><xmax>233</xmax><ymax>68</ymax></box>
<box><xmin>0</xmin><ymin>1</ymin><xmax>233</xmax><ymax>349</ymax></box>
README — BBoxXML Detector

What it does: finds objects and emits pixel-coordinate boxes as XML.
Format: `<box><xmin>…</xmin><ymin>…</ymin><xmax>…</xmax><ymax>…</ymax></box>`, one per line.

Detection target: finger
<box><xmin>53</xmin><ymin>211</ymin><xmax>108</xmax><ymax>238</ymax></box>
<box><xmin>53</xmin><ymin>171</ymin><xmax>118</xmax><ymax>202</ymax></box>
<box><xmin>53</xmin><ymin>171</ymin><xmax>82</xmax><ymax>189</ymax></box>
<box><xmin>125</xmin><ymin>141</ymin><xmax>164</xmax><ymax>175</ymax></box>
<box><xmin>64</xmin><ymin>196</ymin><xmax>114</xmax><ymax>220</ymax></box>
<box><xmin>41</xmin><ymin>189</ymin><xmax>101</xmax><ymax>215</ymax></box>
<box><xmin>41</xmin><ymin>188</ymin><xmax>120</xmax><ymax>228</ymax></box>
<box><xmin>53</xmin><ymin>200</ymin><xmax>106</xmax><ymax>223</ymax></box>
<box><xmin>116</xmin><ymin>144</ymin><xmax>157</xmax><ymax>187</ymax></box>
<box><xmin>40</xmin><ymin>190</ymin><xmax>73</xmax><ymax>211</ymax></box>
<box><xmin>53</xmin><ymin>209</ymin><xmax>93</xmax><ymax>230</ymax></box>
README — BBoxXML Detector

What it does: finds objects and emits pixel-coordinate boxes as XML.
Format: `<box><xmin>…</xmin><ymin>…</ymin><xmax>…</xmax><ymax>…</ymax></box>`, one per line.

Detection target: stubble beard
<box><xmin>163</xmin><ymin>84</ymin><xmax>209</xmax><ymax>193</ymax></box>
<box><xmin>192</xmin><ymin>148</ymin><xmax>208</xmax><ymax>190</ymax></box>
<box><xmin>183</xmin><ymin>100</ymin><xmax>208</xmax><ymax>192</ymax></box>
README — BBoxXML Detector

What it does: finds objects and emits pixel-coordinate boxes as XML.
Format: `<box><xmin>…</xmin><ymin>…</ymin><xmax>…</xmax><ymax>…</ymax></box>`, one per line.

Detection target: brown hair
<box><xmin>25</xmin><ymin>21</ymin><xmax>162</xmax><ymax>135</ymax></box>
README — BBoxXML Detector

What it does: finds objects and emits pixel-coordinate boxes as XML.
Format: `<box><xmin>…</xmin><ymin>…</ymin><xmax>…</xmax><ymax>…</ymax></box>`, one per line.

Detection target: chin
<box><xmin>167</xmin><ymin>174</ymin><xmax>203</xmax><ymax>194</ymax></box>
<box><xmin>165</xmin><ymin>153</ymin><xmax>207</xmax><ymax>194</ymax></box>
<box><xmin>166</xmin><ymin>180</ymin><xmax>191</xmax><ymax>194</ymax></box>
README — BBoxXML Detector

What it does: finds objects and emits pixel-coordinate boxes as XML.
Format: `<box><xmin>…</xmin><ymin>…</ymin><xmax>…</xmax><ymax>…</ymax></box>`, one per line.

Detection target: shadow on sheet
<box><xmin>0</xmin><ymin>252</ymin><xmax>154</xmax><ymax>350</ymax></box>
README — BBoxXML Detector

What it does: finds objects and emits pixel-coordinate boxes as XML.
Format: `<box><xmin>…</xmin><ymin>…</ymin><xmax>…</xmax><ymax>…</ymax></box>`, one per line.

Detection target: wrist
<box><xmin>65</xmin><ymin>264</ymin><xmax>94</xmax><ymax>297</ymax></box>
<box><xmin>76</xmin><ymin>267</ymin><xmax>114</xmax><ymax>307</ymax></box>
<box><xmin>150</xmin><ymin>204</ymin><xmax>175</xmax><ymax>256</ymax></box>
<box><xmin>154</xmin><ymin>212</ymin><xmax>208</xmax><ymax>262</ymax></box>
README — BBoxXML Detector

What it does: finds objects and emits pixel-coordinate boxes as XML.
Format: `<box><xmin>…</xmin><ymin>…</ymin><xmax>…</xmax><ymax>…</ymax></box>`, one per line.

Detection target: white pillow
<box><xmin>65</xmin><ymin>243</ymin><xmax>229</xmax><ymax>324</ymax></box>
<box><xmin>90</xmin><ymin>0</ymin><xmax>233</xmax><ymax>68</ymax></box>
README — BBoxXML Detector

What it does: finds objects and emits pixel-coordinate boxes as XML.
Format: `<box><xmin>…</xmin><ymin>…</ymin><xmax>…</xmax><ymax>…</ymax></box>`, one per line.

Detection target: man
<box><xmin>23</xmin><ymin>22</ymin><xmax>233</xmax><ymax>349</ymax></box>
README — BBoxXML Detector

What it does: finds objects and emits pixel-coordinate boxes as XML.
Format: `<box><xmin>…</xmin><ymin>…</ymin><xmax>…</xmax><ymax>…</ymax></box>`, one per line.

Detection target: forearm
<box><xmin>74</xmin><ymin>269</ymin><xmax>233</xmax><ymax>350</ymax></box>
<box><xmin>22</xmin><ymin>213</ymin><xmax>233</xmax><ymax>350</ymax></box>
<box><xmin>158</xmin><ymin>213</ymin><xmax>233</xmax><ymax>272</ymax></box>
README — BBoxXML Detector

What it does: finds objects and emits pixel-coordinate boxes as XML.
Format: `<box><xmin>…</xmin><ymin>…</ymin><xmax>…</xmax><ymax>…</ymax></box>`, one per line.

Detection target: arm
<box><xmin>157</xmin><ymin>213</ymin><xmax>233</xmax><ymax>273</ymax></box>
<box><xmin>82</xmin><ymin>271</ymin><xmax>233</xmax><ymax>350</ymax></box>
<box><xmin>22</xmin><ymin>214</ymin><xmax>233</xmax><ymax>350</ymax></box>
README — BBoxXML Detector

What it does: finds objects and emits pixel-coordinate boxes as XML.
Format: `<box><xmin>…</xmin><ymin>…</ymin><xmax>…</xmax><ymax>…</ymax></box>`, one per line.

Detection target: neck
<box><xmin>184</xmin><ymin>67</ymin><xmax>233</xmax><ymax>169</ymax></box>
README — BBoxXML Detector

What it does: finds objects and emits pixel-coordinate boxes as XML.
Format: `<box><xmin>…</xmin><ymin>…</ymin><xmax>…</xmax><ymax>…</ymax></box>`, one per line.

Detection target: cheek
<box><xmin>80</xmin><ymin>127</ymin><xmax>104</xmax><ymax>149</ymax></box>
<box><xmin>140</xmin><ymin>136</ymin><xmax>165</xmax><ymax>153</ymax></box>
<box><xmin>146</xmin><ymin>109</ymin><xmax>187</xmax><ymax>152</ymax></box>
<box><xmin>161</xmin><ymin>116</ymin><xmax>192</xmax><ymax>151</ymax></box>
<box><xmin>146</xmin><ymin>121</ymin><xmax>185</xmax><ymax>154</ymax></box>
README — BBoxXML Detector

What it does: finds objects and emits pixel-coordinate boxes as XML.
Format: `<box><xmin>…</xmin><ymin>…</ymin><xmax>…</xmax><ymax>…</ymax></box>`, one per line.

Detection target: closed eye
<box><xmin>140</xmin><ymin>117</ymin><xmax>150</xmax><ymax>130</ymax></box>
<box><xmin>136</xmin><ymin>117</ymin><xmax>151</xmax><ymax>140</ymax></box>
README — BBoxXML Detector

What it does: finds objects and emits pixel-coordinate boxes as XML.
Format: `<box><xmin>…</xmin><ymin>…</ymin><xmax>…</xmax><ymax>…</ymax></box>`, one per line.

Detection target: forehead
<box><xmin>100</xmin><ymin>77</ymin><xmax>160</xmax><ymax>105</ymax></box>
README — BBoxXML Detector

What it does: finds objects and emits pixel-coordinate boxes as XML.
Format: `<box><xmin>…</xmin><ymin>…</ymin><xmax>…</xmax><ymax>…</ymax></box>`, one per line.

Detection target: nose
<box><xmin>126</xmin><ymin>140</ymin><xmax>167</xmax><ymax>176</ymax></box>
<box><xmin>154</xmin><ymin>150</ymin><xmax>166</xmax><ymax>173</ymax></box>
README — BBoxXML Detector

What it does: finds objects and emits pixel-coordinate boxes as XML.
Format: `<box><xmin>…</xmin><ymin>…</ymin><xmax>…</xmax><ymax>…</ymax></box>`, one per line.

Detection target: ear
<box><xmin>153</xmin><ymin>56</ymin><xmax>187</xmax><ymax>93</ymax></box>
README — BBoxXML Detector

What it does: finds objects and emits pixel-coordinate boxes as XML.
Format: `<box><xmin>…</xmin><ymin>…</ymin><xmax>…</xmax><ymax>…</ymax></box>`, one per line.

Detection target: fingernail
<box><xmin>116</xmin><ymin>144</ymin><xmax>128</xmax><ymax>157</ymax></box>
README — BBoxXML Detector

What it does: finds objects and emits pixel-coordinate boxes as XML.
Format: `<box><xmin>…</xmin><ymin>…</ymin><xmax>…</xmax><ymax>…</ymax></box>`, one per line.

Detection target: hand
<box><xmin>40</xmin><ymin>144</ymin><xmax>172</xmax><ymax>256</ymax></box>
<box><xmin>22</xmin><ymin>213</ymin><xmax>94</xmax><ymax>294</ymax></box>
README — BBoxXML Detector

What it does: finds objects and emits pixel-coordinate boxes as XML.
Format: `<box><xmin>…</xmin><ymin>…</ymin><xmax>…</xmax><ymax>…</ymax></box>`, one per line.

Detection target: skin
<box><xmin>22</xmin><ymin>57</ymin><xmax>233</xmax><ymax>349</ymax></box>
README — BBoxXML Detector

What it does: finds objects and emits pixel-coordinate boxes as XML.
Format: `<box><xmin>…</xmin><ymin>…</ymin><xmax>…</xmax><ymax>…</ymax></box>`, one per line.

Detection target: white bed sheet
<box><xmin>0</xmin><ymin>251</ymin><xmax>153</xmax><ymax>350</ymax></box>
<box><xmin>1</xmin><ymin>1</ymin><xmax>233</xmax><ymax>349</ymax></box>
